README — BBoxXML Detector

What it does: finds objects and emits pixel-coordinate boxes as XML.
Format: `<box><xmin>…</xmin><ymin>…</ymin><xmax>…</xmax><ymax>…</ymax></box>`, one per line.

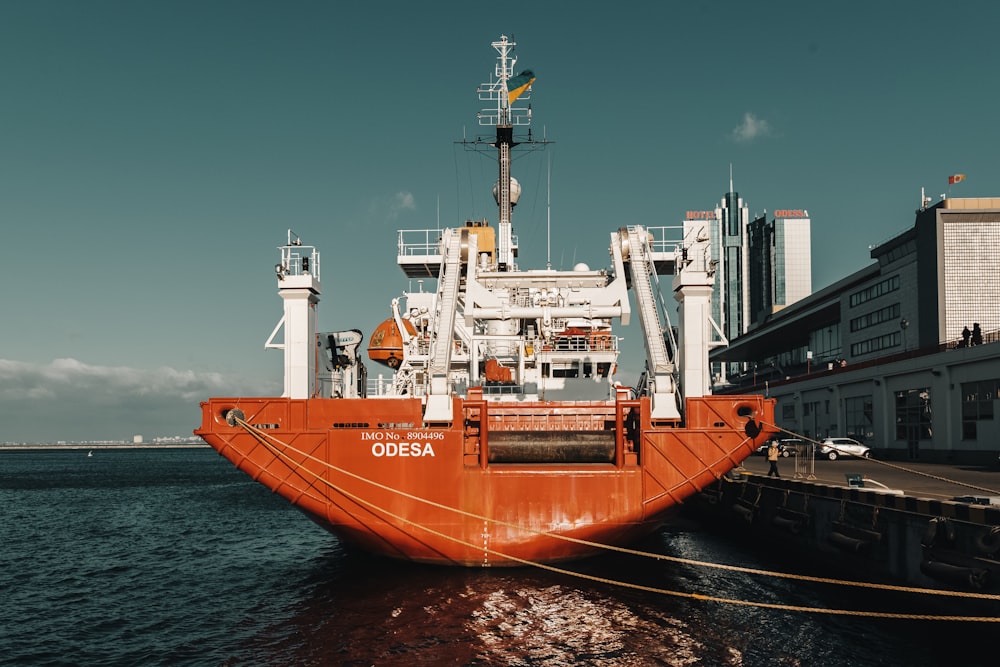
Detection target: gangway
<box><xmin>424</xmin><ymin>228</ymin><xmax>466</xmax><ymax>421</ymax></box>
<box><xmin>623</xmin><ymin>226</ymin><xmax>680</xmax><ymax>420</ymax></box>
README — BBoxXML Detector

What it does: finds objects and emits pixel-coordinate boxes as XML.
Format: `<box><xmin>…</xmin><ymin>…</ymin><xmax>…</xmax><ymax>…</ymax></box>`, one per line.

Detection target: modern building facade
<box><xmin>713</xmin><ymin>195</ymin><xmax>1000</xmax><ymax>463</ymax></box>
<box><xmin>683</xmin><ymin>194</ymin><xmax>748</xmax><ymax>383</ymax></box>
<box><xmin>685</xmin><ymin>185</ymin><xmax>811</xmax><ymax>384</ymax></box>
<box><xmin>717</xmin><ymin>188</ymin><xmax>751</xmax><ymax>357</ymax></box>
<box><xmin>748</xmin><ymin>210</ymin><xmax>812</xmax><ymax>327</ymax></box>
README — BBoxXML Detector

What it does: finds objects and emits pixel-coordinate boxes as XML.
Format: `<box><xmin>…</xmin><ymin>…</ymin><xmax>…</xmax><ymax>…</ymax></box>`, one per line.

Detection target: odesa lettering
<box><xmin>371</xmin><ymin>442</ymin><xmax>437</xmax><ymax>457</ymax></box>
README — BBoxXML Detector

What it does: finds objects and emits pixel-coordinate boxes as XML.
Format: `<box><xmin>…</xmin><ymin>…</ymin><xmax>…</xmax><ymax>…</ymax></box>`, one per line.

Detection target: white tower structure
<box><xmin>674</xmin><ymin>227</ymin><xmax>716</xmax><ymax>398</ymax></box>
<box><xmin>684</xmin><ymin>175</ymin><xmax>751</xmax><ymax>386</ymax></box>
<box><xmin>266</xmin><ymin>231</ymin><xmax>321</xmax><ymax>399</ymax></box>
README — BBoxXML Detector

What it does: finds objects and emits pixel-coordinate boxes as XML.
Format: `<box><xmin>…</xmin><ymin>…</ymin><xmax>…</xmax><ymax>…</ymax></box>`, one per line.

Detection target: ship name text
<box><xmin>370</xmin><ymin>441</ymin><xmax>436</xmax><ymax>457</ymax></box>
<box><xmin>362</xmin><ymin>431</ymin><xmax>439</xmax><ymax>457</ymax></box>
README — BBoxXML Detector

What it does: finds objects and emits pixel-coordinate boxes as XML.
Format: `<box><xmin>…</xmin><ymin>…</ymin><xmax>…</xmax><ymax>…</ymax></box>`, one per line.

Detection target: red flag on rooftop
<box><xmin>948</xmin><ymin>174</ymin><xmax>966</xmax><ymax>185</ymax></box>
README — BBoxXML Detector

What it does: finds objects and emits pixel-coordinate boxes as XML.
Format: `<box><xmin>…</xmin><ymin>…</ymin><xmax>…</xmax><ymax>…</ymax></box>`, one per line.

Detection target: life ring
<box><xmin>974</xmin><ymin>525</ymin><xmax>1000</xmax><ymax>555</ymax></box>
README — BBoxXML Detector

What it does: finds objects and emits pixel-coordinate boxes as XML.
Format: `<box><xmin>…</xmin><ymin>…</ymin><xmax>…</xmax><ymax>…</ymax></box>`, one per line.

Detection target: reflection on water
<box><xmin>2</xmin><ymin>449</ymin><xmax>993</xmax><ymax>667</ymax></box>
<box><xmin>247</xmin><ymin>523</ymin><xmax>991</xmax><ymax>667</ymax></box>
<box><xmin>258</xmin><ymin>547</ymin><xmax>719</xmax><ymax>666</ymax></box>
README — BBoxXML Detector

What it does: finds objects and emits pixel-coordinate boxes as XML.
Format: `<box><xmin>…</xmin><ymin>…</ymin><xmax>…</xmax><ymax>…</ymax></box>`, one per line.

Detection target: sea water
<box><xmin>0</xmin><ymin>448</ymin><xmax>992</xmax><ymax>666</ymax></box>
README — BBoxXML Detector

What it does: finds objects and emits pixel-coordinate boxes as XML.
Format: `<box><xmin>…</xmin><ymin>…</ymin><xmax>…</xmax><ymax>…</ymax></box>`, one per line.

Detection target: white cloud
<box><xmin>369</xmin><ymin>190</ymin><xmax>417</xmax><ymax>223</ymax></box>
<box><xmin>0</xmin><ymin>358</ymin><xmax>229</xmax><ymax>401</ymax></box>
<box><xmin>730</xmin><ymin>112</ymin><xmax>772</xmax><ymax>143</ymax></box>
<box><xmin>388</xmin><ymin>190</ymin><xmax>416</xmax><ymax>220</ymax></box>
<box><xmin>0</xmin><ymin>358</ymin><xmax>272</xmax><ymax>443</ymax></box>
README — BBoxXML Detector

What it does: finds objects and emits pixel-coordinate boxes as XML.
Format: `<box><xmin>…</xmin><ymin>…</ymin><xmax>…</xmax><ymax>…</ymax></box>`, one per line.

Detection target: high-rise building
<box><xmin>685</xmin><ymin>180</ymin><xmax>812</xmax><ymax>384</ymax></box>
<box><xmin>718</xmin><ymin>189</ymin><xmax>751</xmax><ymax>351</ymax></box>
<box><xmin>684</xmin><ymin>182</ymin><xmax>749</xmax><ymax>383</ymax></box>
<box><xmin>749</xmin><ymin>209</ymin><xmax>812</xmax><ymax>326</ymax></box>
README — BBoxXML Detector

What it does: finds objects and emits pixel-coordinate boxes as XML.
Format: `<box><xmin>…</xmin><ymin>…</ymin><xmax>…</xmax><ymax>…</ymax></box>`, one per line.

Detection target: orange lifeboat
<box><xmin>367</xmin><ymin>317</ymin><xmax>415</xmax><ymax>369</ymax></box>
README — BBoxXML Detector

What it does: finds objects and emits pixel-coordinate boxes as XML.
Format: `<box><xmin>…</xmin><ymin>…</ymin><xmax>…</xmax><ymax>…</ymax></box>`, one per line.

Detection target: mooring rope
<box><xmin>759</xmin><ymin>422</ymin><xmax>1000</xmax><ymax>497</ymax></box>
<box><xmin>232</xmin><ymin>418</ymin><xmax>1000</xmax><ymax>621</ymax></box>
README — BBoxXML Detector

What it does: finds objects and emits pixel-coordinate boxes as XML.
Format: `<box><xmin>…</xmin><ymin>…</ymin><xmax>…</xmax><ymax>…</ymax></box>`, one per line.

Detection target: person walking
<box><xmin>766</xmin><ymin>440</ymin><xmax>781</xmax><ymax>478</ymax></box>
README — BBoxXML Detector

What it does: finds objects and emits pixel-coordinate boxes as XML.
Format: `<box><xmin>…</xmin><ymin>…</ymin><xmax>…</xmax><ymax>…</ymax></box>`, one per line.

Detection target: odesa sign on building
<box><xmin>773</xmin><ymin>209</ymin><xmax>807</xmax><ymax>218</ymax></box>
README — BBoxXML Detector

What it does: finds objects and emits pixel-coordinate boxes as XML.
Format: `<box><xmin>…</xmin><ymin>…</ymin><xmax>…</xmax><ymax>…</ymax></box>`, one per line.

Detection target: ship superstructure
<box><xmin>196</xmin><ymin>36</ymin><xmax>776</xmax><ymax>566</ymax></box>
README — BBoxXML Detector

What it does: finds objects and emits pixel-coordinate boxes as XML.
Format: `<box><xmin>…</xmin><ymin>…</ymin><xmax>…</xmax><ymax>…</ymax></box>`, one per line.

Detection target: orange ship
<box><xmin>196</xmin><ymin>35</ymin><xmax>775</xmax><ymax>566</ymax></box>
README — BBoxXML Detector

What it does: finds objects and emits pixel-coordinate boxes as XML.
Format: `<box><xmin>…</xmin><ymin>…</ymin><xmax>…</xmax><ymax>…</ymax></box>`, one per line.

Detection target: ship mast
<box><xmin>495</xmin><ymin>36</ymin><xmax>515</xmax><ymax>271</ymax></box>
<box><xmin>478</xmin><ymin>35</ymin><xmax>533</xmax><ymax>272</ymax></box>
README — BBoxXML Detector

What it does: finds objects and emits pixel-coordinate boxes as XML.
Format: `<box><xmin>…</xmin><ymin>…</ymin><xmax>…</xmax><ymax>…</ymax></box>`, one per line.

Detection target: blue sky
<box><xmin>2</xmin><ymin>0</ymin><xmax>998</xmax><ymax>442</ymax></box>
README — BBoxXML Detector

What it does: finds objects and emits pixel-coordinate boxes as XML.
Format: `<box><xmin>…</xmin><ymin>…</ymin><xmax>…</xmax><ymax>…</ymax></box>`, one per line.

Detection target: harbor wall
<box><xmin>685</xmin><ymin>471</ymin><xmax>1000</xmax><ymax>595</ymax></box>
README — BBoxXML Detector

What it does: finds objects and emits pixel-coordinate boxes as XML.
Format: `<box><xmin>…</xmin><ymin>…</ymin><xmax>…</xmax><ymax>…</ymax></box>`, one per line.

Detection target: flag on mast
<box><xmin>507</xmin><ymin>70</ymin><xmax>535</xmax><ymax>104</ymax></box>
<box><xmin>948</xmin><ymin>174</ymin><xmax>966</xmax><ymax>185</ymax></box>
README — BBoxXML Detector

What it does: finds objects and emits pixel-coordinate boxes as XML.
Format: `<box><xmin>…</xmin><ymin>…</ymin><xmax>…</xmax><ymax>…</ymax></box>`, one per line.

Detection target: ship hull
<box><xmin>196</xmin><ymin>394</ymin><xmax>774</xmax><ymax>566</ymax></box>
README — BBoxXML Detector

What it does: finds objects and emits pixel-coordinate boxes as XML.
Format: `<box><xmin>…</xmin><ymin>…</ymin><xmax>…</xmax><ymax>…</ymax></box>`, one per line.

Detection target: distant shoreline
<box><xmin>0</xmin><ymin>444</ymin><xmax>210</xmax><ymax>451</ymax></box>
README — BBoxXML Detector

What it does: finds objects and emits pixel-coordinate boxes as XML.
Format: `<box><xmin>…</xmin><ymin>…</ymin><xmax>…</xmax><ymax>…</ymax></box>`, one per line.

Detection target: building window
<box><xmin>807</xmin><ymin>325</ymin><xmax>841</xmax><ymax>362</ymax></box>
<box><xmin>942</xmin><ymin>220</ymin><xmax>1000</xmax><ymax>340</ymax></box>
<box><xmin>895</xmin><ymin>388</ymin><xmax>932</xmax><ymax>442</ymax></box>
<box><xmin>961</xmin><ymin>379</ymin><xmax>999</xmax><ymax>440</ymax></box>
<box><xmin>850</xmin><ymin>332</ymin><xmax>901</xmax><ymax>356</ymax></box>
<box><xmin>844</xmin><ymin>395</ymin><xmax>873</xmax><ymax>443</ymax></box>
<box><xmin>782</xmin><ymin>403</ymin><xmax>796</xmax><ymax>420</ymax></box>
<box><xmin>849</xmin><ymin>275</ymin><xmax>900</xmax><ymax>307</ymax></box>
<box><xmin>850</xmin><ymin>303</ymin><xmax>901</xmax><ymax>332</ymax></box>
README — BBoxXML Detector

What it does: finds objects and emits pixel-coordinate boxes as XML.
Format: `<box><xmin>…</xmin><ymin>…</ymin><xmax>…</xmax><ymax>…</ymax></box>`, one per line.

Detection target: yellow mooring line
<box><xmin>236</xmin><ymin>419</ymin><xmax>1000</xmax><ymax>622</ymax></box>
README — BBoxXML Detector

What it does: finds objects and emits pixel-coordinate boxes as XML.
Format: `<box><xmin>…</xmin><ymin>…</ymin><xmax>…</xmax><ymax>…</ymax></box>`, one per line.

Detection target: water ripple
<box><xmin>1</xmin><ymin>449</ymin><xmax>994</xmax><ymax>667</ymax></box>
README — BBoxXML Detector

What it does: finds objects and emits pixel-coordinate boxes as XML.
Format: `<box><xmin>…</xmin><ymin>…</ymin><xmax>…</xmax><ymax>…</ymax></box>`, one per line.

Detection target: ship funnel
<box><xmin>493</xmin><ymin>177</ymin><xmax>521</xmax><ymax>207</ymax></box>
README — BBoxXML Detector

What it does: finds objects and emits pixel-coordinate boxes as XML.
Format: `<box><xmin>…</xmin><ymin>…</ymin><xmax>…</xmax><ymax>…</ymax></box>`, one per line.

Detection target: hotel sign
<box><xmin>685</xmin><ymin>211</ymin><xmax>717</xmax><ymax>220</ymax></box>
<box><xmin>774</xmin><ymin>209</ymin><xmax>807</xmax><ymax>218</ymax></box>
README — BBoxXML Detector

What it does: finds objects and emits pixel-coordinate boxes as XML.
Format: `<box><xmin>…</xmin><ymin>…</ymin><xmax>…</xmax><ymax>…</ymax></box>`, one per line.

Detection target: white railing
<box><xmin>644</xmin><ymin>225</ymin><xmax>685</xmax><ymax>253</ymax></box>
<box><xmin>398</xmin><ymin>229</ymin><xmax>442</xmax><ymax>257</ymax></box>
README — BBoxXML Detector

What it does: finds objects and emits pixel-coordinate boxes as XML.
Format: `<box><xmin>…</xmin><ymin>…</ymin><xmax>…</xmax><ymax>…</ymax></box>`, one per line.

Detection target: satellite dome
<box><xmin>493</xmin><ymin>177</ymin><xmax>521</xmax><ymax>206</ymax></box>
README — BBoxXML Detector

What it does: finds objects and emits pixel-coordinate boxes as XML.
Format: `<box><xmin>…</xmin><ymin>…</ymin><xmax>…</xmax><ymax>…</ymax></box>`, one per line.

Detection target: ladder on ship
<box><xmin>424</xmin><ymin>228</ymin><xmax>466</xmax><ymax>421</ymax></box>
<box><xmin>625</xmin><ymin>226</ymin><xmax>681</xmax><ymax>420</ymax></box>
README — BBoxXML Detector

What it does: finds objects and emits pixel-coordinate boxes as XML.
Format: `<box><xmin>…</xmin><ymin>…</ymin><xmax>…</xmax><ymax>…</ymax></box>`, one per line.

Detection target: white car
<box><xmin>818</xmin><ymin>437</ymin><xmax>871</xmax><ymax>460</ymax></box>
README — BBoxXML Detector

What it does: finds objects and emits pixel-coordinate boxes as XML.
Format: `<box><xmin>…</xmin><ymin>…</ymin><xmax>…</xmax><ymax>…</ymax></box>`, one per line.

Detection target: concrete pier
<box><xmin>687</xmin><ymin>454</ymin><xmax>1000</xmax><ymax>596</ymax></box>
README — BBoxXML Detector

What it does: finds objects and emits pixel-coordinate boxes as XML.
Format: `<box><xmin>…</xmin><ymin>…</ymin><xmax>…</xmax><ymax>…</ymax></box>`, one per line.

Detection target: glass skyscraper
<box><xmin>685</xmin><ymin>187</ymin><xmax>811</xmax><ymax>385</ymax></box>
<box><xmin>749</xmin><ymin>210</ymin><xmax>812</xmax><ymax>325</ymax></box>
<box><xmin>683</xmin><ymin>186</ymin><xmax>750</xmax><ymax>384</ymax></box>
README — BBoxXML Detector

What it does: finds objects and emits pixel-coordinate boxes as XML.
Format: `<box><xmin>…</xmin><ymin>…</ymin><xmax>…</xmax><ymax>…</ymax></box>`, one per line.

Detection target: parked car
<box><xmin>778</xmin><ymin>438</ymin><xmax>807</xmax><ymax>457</ymax></box>
<box><xmin>756</xmin><ymin>439</ymin><xmax>801</xmax><ymax>457</ymax></box>
<box><xmin>818</xmin><ymin>437</ymin><xmax>870</xmax><ymax>460</ymax></box>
